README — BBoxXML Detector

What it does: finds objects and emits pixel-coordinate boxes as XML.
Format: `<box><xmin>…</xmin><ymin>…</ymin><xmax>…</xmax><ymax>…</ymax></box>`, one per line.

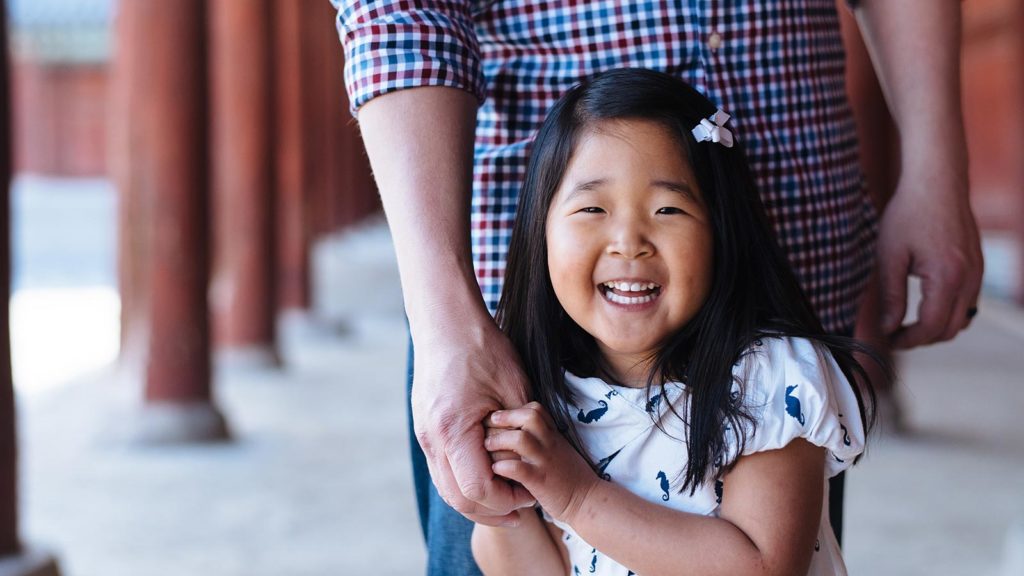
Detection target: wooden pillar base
<box><xmin>115</xmin><ymin>401</ymin><xmax>230</xmax><ymax>445</ymax></box>
<box><xmin>0</xmin><ymin>547</ymin><xmax>60</xmax><ymax>576</ymax></box>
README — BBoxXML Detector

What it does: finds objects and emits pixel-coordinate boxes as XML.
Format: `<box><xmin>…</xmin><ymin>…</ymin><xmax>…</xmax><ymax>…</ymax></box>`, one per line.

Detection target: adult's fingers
<box><xmin>937</xmin><ymin>289</ymin><xmax>973</xmax><ymax>343</ymax></box>
<box><xmin>938</xmin><ymin>248</ymin><xmax>983</xmax><ymax>342</ymax></box>
<box><xmin>445</xmin><ymin>423</ymin><xmax>536</xmax><ymax>514</ymax></box>
<box><xmin>877</xmin><ymin>247</ymin><xmax>910</xmax><ymax>336</ymax></box>
<box><xmin>427</xmin><ymin>447</ymin><xmax>526</xmax><ymax>528</ymax></box>
<box><xmin>420</xmin><ymin>431</ymin><xmax>511</xmax><ymax>517</ymax></box>
<box><xmin>464</xmin><ymin>509</ymin><xmax>523</xmax><ymax>528</ymax></box>
<box><xmin>891</xmin><ymin>273</ymin><xmax>957</xmax><ymax>349</ymax></box>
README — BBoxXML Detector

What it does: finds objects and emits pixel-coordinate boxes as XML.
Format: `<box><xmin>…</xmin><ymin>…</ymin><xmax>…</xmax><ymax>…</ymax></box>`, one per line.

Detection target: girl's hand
<box><xmin>483</xmin><ymin>402</ymin><xmax>601</xmax><ymax>525</ymax></box>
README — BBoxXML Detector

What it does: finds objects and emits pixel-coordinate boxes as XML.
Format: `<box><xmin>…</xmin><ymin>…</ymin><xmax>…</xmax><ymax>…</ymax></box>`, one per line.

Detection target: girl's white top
<box><xmin>545</xmin><ymin>336</ymin><xmax>865</xmax><ymax>576</ymax></box>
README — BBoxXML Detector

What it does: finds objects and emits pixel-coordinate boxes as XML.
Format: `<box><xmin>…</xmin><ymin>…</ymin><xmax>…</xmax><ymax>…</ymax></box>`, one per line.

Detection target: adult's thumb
<box><xmin>878</xmin><ymin>257</ymin><xmax>909</xmax><ymax>334</ymax></box>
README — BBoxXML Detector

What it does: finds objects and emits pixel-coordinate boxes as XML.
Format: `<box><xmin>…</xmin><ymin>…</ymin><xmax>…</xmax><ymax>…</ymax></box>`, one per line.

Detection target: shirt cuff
<box><xmin>335</xmin><ymin>0</ymin><xmax>487</xmax><ymax>117</ymax></box>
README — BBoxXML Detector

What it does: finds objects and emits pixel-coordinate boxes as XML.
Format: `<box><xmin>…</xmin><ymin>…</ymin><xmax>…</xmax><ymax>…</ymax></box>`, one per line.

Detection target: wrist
<box><xmin>893</xmin><ymin>145</ymin><xmax>970</xmax><ymax>204</ymax></box>
<box><xmin>399</xmin><ymin>255</ymin><xmax>493</xmax><ymax>343</ymax></box>
<box><xmin>897</xmin><ymin>121</ymin><xmax>968</xmax><ymax>181</ymax></box>
<box><xmin>561</xmin><ymin>476</ymin><xmax>605</xmax><ymax>529</ymax></box>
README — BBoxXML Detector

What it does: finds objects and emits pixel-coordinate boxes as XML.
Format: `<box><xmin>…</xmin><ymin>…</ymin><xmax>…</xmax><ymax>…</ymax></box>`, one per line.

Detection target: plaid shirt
<box><xmin>334</xmin><ymin>0</ymin><xmax>876</xmax><ymax>334</ymax></box>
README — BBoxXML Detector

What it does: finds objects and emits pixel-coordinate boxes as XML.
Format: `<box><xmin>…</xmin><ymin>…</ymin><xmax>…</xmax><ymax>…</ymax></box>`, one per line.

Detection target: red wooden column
<box><xmin>1017</xmin><ymin>1</ymin><xmax>1024</xmax><ymax>307</ymax></box>
<box><xmin>0</xmin><ymin>2</ymin><xmax>61</xmax><ymax>572</ymax></box>
<box><xmin>111</xmin><ymin>0</ymin><xmax>228</xmax><ymax>442</ymax></box>
<box><xmin>272</xmin><ymin>0</ymin><xmax>313</xmax><ymax>313</ymax></box>
<box><xmin>209</xmin><ymin>0</ymin><xmax>279</xmax><ymax>366</ymax></box>
<box><xmin>271</xmin><ymin>0</ymin><xmax>380</xmax><ymax>318</ymax></box>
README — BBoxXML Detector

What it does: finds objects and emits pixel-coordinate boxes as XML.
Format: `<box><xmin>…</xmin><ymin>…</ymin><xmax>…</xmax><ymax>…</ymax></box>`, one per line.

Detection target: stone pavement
<box><xmin>14</xmin><ymin>220</ymin><xmax>1024</xmax><ymax>576</ymax></box>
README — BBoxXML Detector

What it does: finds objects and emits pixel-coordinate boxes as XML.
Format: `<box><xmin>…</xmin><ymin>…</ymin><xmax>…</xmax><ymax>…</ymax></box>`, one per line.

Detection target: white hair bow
<box><xmin>691</xmin><ymin>109</ymin><xmax>734</xmax><ymax>148</ymax></box>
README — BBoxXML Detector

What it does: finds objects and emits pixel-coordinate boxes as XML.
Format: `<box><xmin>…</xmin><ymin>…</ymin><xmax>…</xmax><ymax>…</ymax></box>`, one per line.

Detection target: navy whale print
<box><xmin>656</xmin><ymin>471</ymin><xmax>670</xmax><ymax>501</ymax></box>
<box><xmin>577</xmin><ymin>400</ymin><xmax>609</xmax><ymax>423</ymax></box>
<box><xmin>785</xmin><ymin>385</ymin><xmax>806</xmax><ymax>426</ymax></box>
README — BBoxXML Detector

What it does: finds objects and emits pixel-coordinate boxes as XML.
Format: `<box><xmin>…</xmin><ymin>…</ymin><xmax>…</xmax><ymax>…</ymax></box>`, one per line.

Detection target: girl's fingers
<box><xmin>489</xmin><ymin>449</ymin><xmax>520</xmax><ymax>462</ymax></box>
<box><xmin>488</xmin><ymin>402</ymin><xmax>554</xmax><ymax>434</ymax></box>
<box><xmin>492</xmin><ymin>458</ymin><xmax>537</xmax><ymax>487</ymax></box>
<box><xmin>484</xmin><ymin>428</ymin><xmax>543</xmax><ymax>461</ymax></box>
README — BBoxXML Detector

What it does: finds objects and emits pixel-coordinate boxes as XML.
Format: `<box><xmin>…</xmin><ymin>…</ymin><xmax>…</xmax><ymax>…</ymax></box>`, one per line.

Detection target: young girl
<box><xmin>470</xmin><ymin>68</ymin><xmax>878</xmax><ymax>576</ymax></box>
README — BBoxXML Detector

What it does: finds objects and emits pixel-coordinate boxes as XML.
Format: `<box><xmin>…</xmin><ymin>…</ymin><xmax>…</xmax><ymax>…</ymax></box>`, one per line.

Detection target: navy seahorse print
<box><xmin>577</xmin><ymin>400</ymin><xmax>609</xmax><ymax>423</ymax></box>
<box><xmin>573</xmin><ymin>565</ymin><xmax>580</xmax><ymax>576</ymax></box>
<box><xmin>645</xmin><ymin>393</ymin><xmax>662</xmax><ymax>413</ymax></box>
<box><xmin>838</xmin><ymin>413</ymin><xmax>852</xmax><ymax>446</ymax></box>
<box><xmin>596</xmin><ymin>448</ymin><xmax>622</xmax><ymax>481</ymax></box>
<box><xmin>589</xmin><ymin>549</ymin><xmax>597</xmax><ymax>573</ymax></box>
<box><xmin>605</xmin><ymin>389</ymin><xmax>619</xmax><ymax>400</ymax></box>
<box><xmin>785</xmin><ymin>385</ymin><xmax>806</xmax><ymax>426</ymax></box>
<box><xmin>656</xmin><ymin>471</ymin><xmax>671</xmax><ymax>501</ymax></box>
<box><xmin>714</xmin><ymin>479</ymin><xmax>723</xmax><ymax>504</ymax></box>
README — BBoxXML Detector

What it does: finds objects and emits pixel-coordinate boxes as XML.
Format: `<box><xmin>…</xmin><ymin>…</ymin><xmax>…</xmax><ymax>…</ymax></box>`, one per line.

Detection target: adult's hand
<box><xmin>411</xmin><ymin>312</ymin><xmax>535</xmax><ymax>526</ymax></box>
<box><xmin>854</xmin><ymin>0</ymin><xmax>983</xmax><ymax>349</ymax></box>
<box><xmin>876</xmin><ymin>163</ymin><xmax>983</xmax><ymax>349</ymax></box>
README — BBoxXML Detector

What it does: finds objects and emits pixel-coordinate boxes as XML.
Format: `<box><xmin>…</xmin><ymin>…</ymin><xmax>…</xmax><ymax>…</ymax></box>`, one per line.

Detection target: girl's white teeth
<box><xmin>604</xmin><ymin>291</ymin><xmax>655</xmax><ymax>305</ymax></box>
<box><xmin>603</xmin><ymin>281</ymin><xmax>657</xmax><ymax>291</ymax></box>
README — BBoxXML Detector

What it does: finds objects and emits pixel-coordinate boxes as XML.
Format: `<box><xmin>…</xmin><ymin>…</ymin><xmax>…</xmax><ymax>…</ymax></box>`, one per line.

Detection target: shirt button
<box><xmin>708</xmin><ymin>31</ymin><xmax>723</xmax><ymax>50</ymax></box>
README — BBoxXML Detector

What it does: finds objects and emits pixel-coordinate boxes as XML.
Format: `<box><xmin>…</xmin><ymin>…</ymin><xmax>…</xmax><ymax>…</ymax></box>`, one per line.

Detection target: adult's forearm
<box><xmin>356</xmin><ymin>87</ymin><xmax>489</xmax><ymax>340</ymax></box>
<box><xmin>854</xmin><ymin>0</ymin><xmax>966</xmax><ymax>176</ymax></box>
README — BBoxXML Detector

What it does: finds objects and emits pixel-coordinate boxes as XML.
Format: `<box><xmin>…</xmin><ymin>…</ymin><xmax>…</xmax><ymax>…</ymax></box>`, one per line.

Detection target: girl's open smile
<box><xmin>598</xmin><ymin>279</ymin><xmax>662</xmax><ymax>306</ymax></box>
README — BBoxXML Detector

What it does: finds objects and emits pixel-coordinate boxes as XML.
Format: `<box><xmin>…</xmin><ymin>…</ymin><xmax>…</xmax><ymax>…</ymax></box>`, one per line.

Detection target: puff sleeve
<box><xmin>733</xmin><ymin>337</ymin><xmax>866</xmax><ymax>478</ymax></box>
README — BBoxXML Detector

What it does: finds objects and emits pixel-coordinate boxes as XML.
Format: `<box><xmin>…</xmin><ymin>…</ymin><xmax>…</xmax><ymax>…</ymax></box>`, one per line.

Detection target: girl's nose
<box><xmin>605</xmin><ymin>223</ymin><xmax>653</xmax><ymax>259</ymax></box>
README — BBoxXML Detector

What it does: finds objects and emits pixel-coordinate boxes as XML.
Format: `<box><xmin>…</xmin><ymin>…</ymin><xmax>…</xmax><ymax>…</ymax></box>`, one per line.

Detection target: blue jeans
<box><xmin>406</xmin><ymin>339</ymin><xmax>846</xmax><ymax>575</ymax></box>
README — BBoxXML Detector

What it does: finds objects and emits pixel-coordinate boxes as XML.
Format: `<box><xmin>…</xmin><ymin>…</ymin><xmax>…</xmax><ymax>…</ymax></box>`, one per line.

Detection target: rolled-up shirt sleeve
<box><xmin>332</xmin><ymin>0</ymin><xmax>487</xmax><ymax>117</ymax></box>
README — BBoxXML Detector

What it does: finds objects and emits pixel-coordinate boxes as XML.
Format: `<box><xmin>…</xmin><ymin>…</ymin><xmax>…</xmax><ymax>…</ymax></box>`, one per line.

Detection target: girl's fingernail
<box><xmin>501</xmin><ymin>518</ymin><xmax>519</xmax><ymax>528</ymax></box>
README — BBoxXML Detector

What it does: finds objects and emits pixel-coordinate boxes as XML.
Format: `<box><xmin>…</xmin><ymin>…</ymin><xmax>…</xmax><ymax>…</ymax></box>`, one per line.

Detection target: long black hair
<box><xmin>496</xmin><ymin>68</ymin><xmax>880</xmax><ymax>493</ymax></box>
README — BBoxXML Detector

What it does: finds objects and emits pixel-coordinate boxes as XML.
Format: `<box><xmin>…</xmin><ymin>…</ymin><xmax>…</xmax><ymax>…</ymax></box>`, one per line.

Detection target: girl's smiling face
<box><xmin>545</xmin><ymin>119</ymin><xmax>713</xmax><ymax>386</ymax></box>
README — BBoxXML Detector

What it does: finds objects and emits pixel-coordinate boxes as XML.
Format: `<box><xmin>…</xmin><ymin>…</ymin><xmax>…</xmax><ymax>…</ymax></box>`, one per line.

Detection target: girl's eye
<box><xmin>656</xmin><ymin>207</ymin><xmax>685</xmax><ymax>215</ymax></box>
<box><xmin>579</xmin><ymin>207</ymin><xmax>605</xmax><ymax>214</ymax></box>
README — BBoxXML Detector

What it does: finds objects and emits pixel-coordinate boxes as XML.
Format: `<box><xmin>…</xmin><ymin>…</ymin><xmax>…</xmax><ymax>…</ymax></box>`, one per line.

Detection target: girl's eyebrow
<box><xmin>563</xmin><ymin>178</ymin><xmax>698</xmax><ymax>203</ymax></box>
<box><xmin>651</xmin><ymin>180</ymin><xmax>699</xmax><ymax>204</ymax></box>
<box><xmin>569</xmin><ymin>178</ymin><xmax>607</xmax><ymax>194</ymax></box>
<box><xmin>560</xmin><ymin>178</ymin><xmax>607</xmax><ymax>204</ymax></box>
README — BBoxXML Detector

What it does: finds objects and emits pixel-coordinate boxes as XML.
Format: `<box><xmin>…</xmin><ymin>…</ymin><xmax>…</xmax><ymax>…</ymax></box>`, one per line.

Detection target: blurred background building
<box><xmin>0</xmin><ymin>0</ymin><xmax>1021</xmax><ymax>575</ymax></box>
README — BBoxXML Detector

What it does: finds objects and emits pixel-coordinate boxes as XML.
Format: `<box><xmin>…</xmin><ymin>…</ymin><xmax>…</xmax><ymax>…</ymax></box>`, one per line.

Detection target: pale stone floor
<box><xmin>11</xmin><ymin>191</ymin><xmax>1024</xmax><ymax>575</ymax></box>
